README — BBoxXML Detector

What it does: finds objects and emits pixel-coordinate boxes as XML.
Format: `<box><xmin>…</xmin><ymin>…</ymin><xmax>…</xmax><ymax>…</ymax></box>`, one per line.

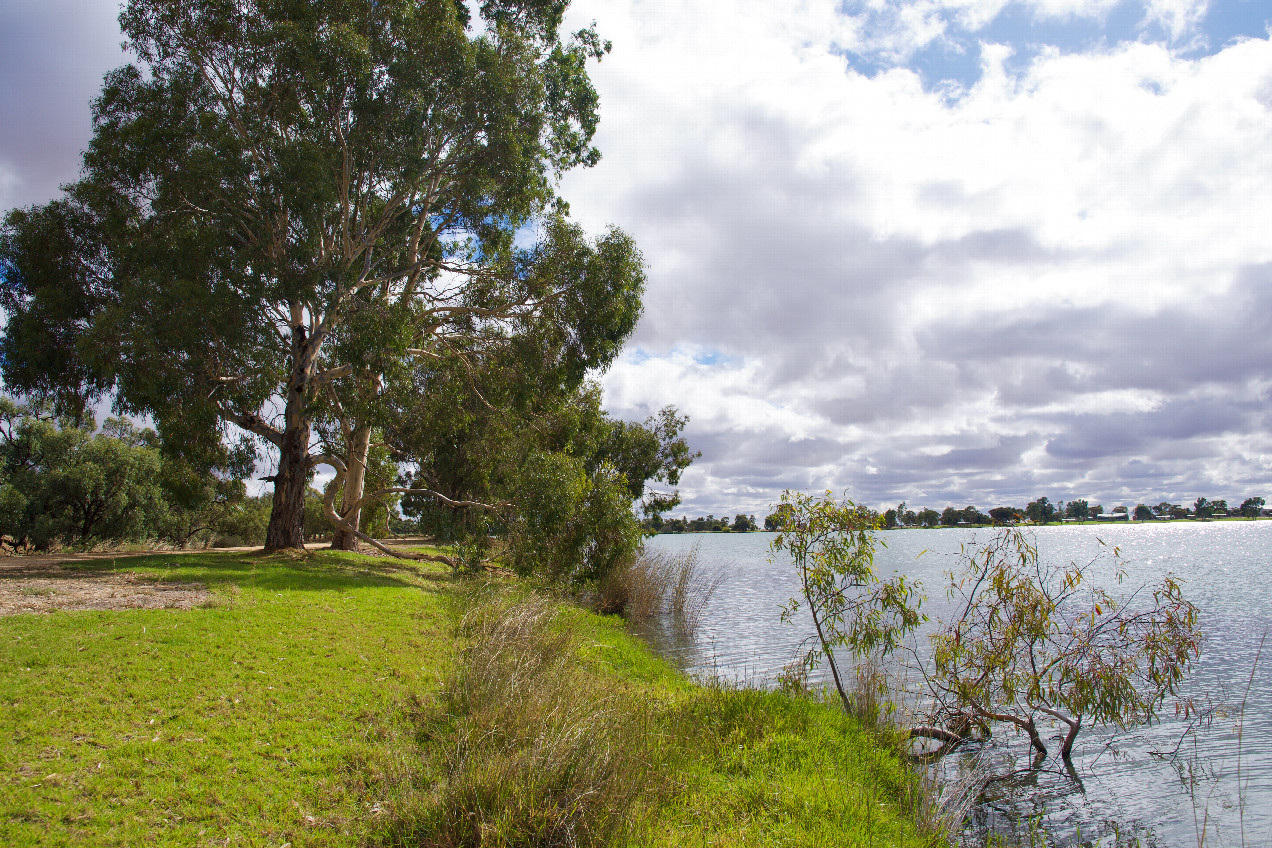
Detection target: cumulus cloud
<box><xmin>562</xmin><ymin>0</ymin><xmax>1272</xmax><ymax>516</ymax></box>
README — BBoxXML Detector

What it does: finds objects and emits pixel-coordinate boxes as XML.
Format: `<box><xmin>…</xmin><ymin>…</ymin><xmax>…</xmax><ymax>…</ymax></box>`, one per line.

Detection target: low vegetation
<box><xmin>2</xmin><ymin>548</ymin><xmax>942</xmax><ymax>847</ymax></box>
<box><xmin>774</xmin><ymin>490</ymin><xmax>1203</xmax><ymax>780</ymax></box>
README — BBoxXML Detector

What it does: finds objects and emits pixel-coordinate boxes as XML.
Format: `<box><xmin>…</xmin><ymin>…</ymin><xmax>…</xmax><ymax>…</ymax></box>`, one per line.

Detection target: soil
<box><xmin>0</xmin><ymin>551</ymin><xmax>214</xmax><ymax>616</ymax></box>
<box><xmin>0</xmin><ymin>538</ymin><xmax>436</xmax><ymax>616</ymax></box>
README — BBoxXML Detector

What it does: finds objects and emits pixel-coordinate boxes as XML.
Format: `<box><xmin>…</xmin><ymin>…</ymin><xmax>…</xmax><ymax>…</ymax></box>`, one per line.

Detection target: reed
<box><xmin>597</xmin><ymin>542</ymin><xmax>722</xmax><ymax>635</ymax></box>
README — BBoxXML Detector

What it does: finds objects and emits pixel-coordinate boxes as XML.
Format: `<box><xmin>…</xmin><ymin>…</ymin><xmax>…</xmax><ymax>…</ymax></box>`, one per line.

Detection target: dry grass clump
<box><xmin>597</xmin><ymin>543</ymin><xmax>723</xmax><ymax>635</ymax></box>
<box><xmin>596</xmin><ymin>549</ymin><xmax>668</xmax><ymax>621</ymax></box>
<box><xmin>379</xmin><ymin>591</ymin><xmax>653</xmax><ymax>847</ymax></box>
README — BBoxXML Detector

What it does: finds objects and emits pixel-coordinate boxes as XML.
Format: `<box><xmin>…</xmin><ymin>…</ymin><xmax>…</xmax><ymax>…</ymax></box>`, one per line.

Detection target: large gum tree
<box><xmin>0</xmin><ymin>0</ymin><xmax>644</xmax><ymax>551</ymax></box>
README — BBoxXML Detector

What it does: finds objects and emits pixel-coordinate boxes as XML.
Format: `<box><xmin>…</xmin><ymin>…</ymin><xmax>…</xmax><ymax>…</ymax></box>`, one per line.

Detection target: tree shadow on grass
<box><xmin>14</xmin><ymin>549</ymin><xmax>453</xmax><ymax>594</ymax></box>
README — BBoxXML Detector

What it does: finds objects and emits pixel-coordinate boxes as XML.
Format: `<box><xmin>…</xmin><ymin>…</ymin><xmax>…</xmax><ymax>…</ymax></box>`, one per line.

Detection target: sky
<box><xmin>3</xmin><ymin>1</ymin><xmax>1272</xmax><ymax>518</ymax></box>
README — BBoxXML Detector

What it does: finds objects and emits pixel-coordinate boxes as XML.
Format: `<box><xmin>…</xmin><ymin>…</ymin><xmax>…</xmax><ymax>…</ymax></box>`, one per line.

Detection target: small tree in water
<box><xmin>772</xmin><ymin>490</ymin><xmax>924</xmax><ymax>714</ymax></box>
<box><xmin>925</xmin><ymin>528</ymin><xmax>1201</xmax><ymax>760</ymax></box>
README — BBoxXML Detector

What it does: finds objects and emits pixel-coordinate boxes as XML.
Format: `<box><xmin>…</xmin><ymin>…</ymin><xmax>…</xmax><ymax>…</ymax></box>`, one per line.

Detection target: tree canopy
<box><xmin>1</xmin><ymin>0</ymin><xmax>646</xmax><ymax>554</ymax></box>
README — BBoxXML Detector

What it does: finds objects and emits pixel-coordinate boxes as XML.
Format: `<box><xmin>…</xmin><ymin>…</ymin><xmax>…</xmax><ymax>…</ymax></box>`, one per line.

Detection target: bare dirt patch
<box><xmin>0</xmin><ymin>554</ymin><xmax>212</xmax><ymax>616</ymax></box>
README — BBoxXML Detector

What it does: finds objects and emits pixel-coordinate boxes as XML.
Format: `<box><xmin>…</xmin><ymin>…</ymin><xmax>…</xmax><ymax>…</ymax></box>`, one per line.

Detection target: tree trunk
<box><xmin>803</xmin><ymin>564</ymin><xmax>851</xmax><ymax>714</ymax></box>
<box><xmin>330</xmin><ymin>424</ymin><xmax>371</xmax><ymax>551</ymax></box>
<box><xmin>1024</xmin><ymin>717</ymin><xmax>1047</xmax><ymax>757</ymax></box>
<box><xmin>264</xmin><ymin>325</ymin><xmax>315</xmax><ymax>552</ymax></box>
<box><xmin>1059</xmin><ymin>715</ymin><xmax>1081</xmax><ymax>760</ymax></box>
<box><xmin>264</xmin><ymin>418</ymin><xmax>311</xmax><ymax>550</ymax></box>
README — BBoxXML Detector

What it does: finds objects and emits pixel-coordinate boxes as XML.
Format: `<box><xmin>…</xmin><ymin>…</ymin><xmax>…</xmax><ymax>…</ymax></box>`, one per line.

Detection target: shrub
<box><xmin>923</xmin><ymin>527</ymin><xmax>1201</xmax><ymax>760</ymax></box>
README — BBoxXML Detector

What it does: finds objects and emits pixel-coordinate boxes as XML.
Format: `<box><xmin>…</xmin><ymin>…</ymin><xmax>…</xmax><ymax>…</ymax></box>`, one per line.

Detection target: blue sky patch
<box><xmin>836</xmin><ymin>0</ymin><xmax>1272</xmax><ymax>93</ymax></box>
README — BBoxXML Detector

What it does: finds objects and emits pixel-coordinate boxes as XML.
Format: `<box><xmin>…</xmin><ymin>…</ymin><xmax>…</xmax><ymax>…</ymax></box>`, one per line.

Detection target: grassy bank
<box><xmin>1</xmin><ymin>549</ymin><xmax>935</xmax><ymax>846</ymax></box>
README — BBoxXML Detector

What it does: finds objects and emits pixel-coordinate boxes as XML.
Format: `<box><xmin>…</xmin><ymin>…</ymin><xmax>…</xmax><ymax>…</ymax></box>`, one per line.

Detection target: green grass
<box><xmin>649</xmin><ymin>686</ymin><xmax>930</xmax><ymax>846</ymax></box>
<box><xmin>1</xmin><ymin>550</ymin><xmax>453</xmax><ymax>846</ymax></box>
<box><xmin>1</xmin><ymin>550</ymin><xmax>937</xmax><ymax>847</ymax></box>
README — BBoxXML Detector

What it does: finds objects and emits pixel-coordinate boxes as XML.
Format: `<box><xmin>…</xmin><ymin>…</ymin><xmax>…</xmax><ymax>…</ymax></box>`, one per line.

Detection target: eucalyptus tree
<box><xmin>0</xmin><ymin>0</ymin><xmax>643</xmax><ymax>552</ymax></box>
<box><xmin>925</xmin><ymin>528</ymin><xmax>1200</xmax><ymax>761</ymax></box>
<box><xmin>772</xmin><ymin>490</ymin><xmax>925</xmax><ymax>715</ymax></box>
<box><xmin>390</xmin><ymin>344</ymin><xmax>696</xmax><ymax>580</ymax></box>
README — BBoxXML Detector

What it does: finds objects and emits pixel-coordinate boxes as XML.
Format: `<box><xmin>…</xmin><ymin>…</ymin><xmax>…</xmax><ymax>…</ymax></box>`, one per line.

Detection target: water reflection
<box><xmin>641</xmin><ymin>524</ymin><xmax>1272</xmax><ymax>847</ymax></box>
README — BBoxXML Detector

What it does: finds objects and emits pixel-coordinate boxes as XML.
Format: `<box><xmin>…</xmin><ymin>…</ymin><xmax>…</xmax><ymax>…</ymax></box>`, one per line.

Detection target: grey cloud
<box><xmin>1043</xmin><ymin>397</ymin><xmax>1258</xmax><ymax>463</ymax></box>
<box><xmin>932</xmin><ymin>227</ymin><xmax>1065</xmax><ymax>266</ymax></box>
<box><xmin>922</xmin><ymin>265</ymin><xmax>1272</xmax><ymax>403</ymax></box>
<box><xmin>0</xmin><ymin>2</ymin><xmax>127</xmax><ymax>210</ymax></box>
<box><xmin>612</xmin><ymin>129</ymin><xmax>1272</xmax><ymax>516</ymax></box>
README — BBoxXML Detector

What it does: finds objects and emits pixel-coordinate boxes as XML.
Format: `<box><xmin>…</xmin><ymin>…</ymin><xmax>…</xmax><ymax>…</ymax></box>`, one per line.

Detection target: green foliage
<box><xmin>1065</xmin><ymin>498</ymin><xmax>1090</xmax><ymax>520</ymax></box>
<box><xmin>656</xmin><ymin>514</ymin><xmax>733</xmax><ymax>533</ymax></box>
<box><xmin>397</xmin><ymin>374</ymin><xmax>690</xmax><ymax>583</ymax></box>
<box><xmin>505</xmin><ymin>453</ymin><xmax>641</xmax><ymax>583</ymax></box>
<box><xmin>926</xmin><ymin>527</ymin><xmax>1202</xmax><ymax>759</ymax></box>
<box><xmin>1</xmin><ymin>0</ymin><xmax>644</xmax><ymax>550</ymax></box>
<box><xmin>206</xmin><ymin>493</ymin><xmax>272</xmax><ymax>546</ymax></box>
<box><xmin>0</xmin><ymin>399</ymin><xmax>167</xmax><ymax>549</ymax></box>
<box><xmin>1025</xmin><ymin>497</ymin><xmax>1058</xmax><ymax>524</ymax></box>
<box><xmin>772</xmin><ymin>490</ymin><xmax>925</xmax><ymax>715</ymax></box>
<box><xmin>1240</xmin><ymin>496</ymin><xmax>1265</xmax><ymax>518</ymax></box>
<box><xmin>0</xmin><ymin>202</ymin><xmax>114</xmax><ymax>425</ymax></box>
<box><xmin>988</xmin><ymin>506</ymin><xmax>1022</xmax><ymax>524</ymax></box>
<box><xmin>763</xmin><ymin>502</ymin><xmax>795</xmax><ymax>531</ymax></box>
<box><xmin>0</xmin><ymin>395</ymin><xmax>259</xmax><ymax>550</ymax></box>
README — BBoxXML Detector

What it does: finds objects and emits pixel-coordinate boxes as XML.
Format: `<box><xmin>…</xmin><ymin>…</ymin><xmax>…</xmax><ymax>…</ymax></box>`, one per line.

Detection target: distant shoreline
<box><xmin>648</xmin><ymin>515</ymin><xmax>1272</xmax><ymax>535</ymax></box>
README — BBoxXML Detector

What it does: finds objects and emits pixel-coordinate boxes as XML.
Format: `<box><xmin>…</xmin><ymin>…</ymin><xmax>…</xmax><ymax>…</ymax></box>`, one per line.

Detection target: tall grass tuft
<box><xmin>597</xmin><ymin>542</ymin><xmax>723</xmax><ymax>635</ymax></box>
<box><xmin>596</xmin><ymin>549</ymin><xmax>667</xmax><ymax>622</ymax></box>
<box><xmin>666</xmin><ymin>543</ymin><xmax>723</xmax><ymax>636</ymax></box>
<box><xmin>380</xmin><ymin>591</ymin><xmax>652</xmax><ymax>847</ymax></box>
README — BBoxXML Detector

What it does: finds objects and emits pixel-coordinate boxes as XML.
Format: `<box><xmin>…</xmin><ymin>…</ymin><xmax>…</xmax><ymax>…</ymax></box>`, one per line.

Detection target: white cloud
<box><xmin>1140</xmin><ymin>0</ymin><xmax>1211</xmax><ymax>41</ymax></box>
<box><xmin>564</xmin><ymin>0</ymin><xmax>1272</xmax><ymax>513</ymax></box>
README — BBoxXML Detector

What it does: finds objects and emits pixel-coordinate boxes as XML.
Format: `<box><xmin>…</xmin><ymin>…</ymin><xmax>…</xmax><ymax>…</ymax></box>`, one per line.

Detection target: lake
<box><xmin>643</xmin><ymin>522</ymin><xmax>1272</xmax><ymax>847</ymax></box>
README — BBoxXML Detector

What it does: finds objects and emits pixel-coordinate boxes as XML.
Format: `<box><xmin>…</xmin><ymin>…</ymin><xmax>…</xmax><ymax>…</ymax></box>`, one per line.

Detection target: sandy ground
<box><xmin>0</xmin><ymin>551</ymin><xmax>219</xmax><ymax>616</ymax></box>
<box><xmin>0</xmin><ymin>539</ymin><xmax>434</xmax><ymax>616</ymax></box>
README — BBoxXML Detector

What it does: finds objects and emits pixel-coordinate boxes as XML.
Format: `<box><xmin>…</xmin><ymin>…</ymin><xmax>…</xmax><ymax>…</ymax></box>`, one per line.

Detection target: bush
<box><xmin>923</xmin><ymin>527</ymin><xmax>1201</xmax><ymax>760</ymax></box>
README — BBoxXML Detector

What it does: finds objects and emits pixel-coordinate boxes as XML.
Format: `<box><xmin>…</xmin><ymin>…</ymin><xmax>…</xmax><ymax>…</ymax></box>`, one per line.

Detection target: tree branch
<box><xmin>217</xmin><ymin>403</ymin><xmax>283</xmax><ymax>448</ymax></box>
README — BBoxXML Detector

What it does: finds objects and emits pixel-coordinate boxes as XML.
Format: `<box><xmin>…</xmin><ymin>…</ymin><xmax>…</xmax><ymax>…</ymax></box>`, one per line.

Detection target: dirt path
<box><xmin>0</xmin><ymin>540</ymin><xmax>432</xmax><ymax>616</ymax></box>
<box><xmin>0</xmin><ymin>550</ymin><xmax>227</xmax><ymax>616</ymax></box>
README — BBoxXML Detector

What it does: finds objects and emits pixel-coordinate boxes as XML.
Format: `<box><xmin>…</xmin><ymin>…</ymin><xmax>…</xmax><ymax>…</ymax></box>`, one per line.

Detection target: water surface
<box><xmin>643</xmin><ymin>523</ymin><xmax>1272</xmax><ymax>847</ymax></box>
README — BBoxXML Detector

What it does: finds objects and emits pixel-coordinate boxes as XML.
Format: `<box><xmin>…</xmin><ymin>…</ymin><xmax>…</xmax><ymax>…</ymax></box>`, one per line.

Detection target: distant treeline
<box><xmin>874</xmin><ymin>496</ymin><xmax>1267</xmax><ymax>528</ymax></box>
<box><xmin>644</xmin><ymin>514</ymin><xmax>758</xmax><ymax>533</ymax></box>
<box><xmin>644</xmin><ymin>495</ymin><xmax>1268</xmax><ymax>535</ymax></box>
